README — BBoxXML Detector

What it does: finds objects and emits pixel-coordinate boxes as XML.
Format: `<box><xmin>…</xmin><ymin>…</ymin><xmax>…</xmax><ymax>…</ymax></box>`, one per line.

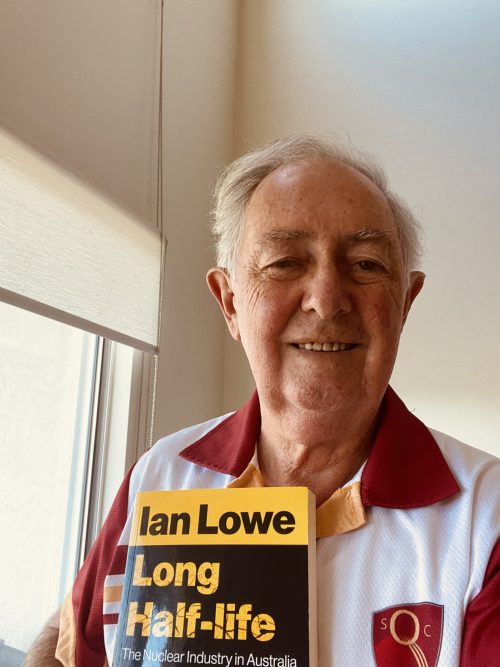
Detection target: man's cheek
<box><xmin>365</xmin><ymin>299</ymin><xmax>401</xmax><ymax>330</ymax></box>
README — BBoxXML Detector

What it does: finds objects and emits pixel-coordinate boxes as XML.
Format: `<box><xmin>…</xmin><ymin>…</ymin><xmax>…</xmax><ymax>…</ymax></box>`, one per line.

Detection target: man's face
<box><xmin>208</xmin><ymin>158</ymin><xmax>424</xmax><ymax>419</ymax></box>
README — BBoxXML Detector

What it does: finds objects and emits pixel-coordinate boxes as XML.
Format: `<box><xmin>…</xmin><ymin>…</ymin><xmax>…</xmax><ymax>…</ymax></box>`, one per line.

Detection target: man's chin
<box><xmin>283</xmin><ymin>384</ymin><xmax>361</xmax><ymax>414</ymax></box>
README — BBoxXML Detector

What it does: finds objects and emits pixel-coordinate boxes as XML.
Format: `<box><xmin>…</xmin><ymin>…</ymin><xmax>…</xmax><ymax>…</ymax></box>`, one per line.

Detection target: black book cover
<box><xmin>112</xmin><ymin>487</ymin><xmax>317</xmax><ymax>667</ymax></box>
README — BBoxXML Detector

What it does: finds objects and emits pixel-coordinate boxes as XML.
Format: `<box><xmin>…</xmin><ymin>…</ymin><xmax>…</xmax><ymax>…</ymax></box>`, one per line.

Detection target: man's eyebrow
<box><xmin>349</xmin><ymin>228</ymin><xmax>395</xmax><ymax>243</ymax></box>
<box><xmin>256</xmin><ymin>228</ymin><xmax>398</xmax><ymax>247</ymax></box>
<box><xmin>258</xmin><ymin>229</ymin><xmax>310</xmax><ymax>244</ymax></box>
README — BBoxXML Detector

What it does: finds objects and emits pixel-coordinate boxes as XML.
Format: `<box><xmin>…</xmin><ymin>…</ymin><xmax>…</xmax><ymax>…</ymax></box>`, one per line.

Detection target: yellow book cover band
<box><xmin>130</xmin><ymin>487</ymin><xmax>311</xmax><ymax>546</ymax></box>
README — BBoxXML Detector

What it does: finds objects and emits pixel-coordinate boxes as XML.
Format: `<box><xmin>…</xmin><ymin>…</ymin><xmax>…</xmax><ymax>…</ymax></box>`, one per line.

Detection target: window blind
<box><xmin>0</xmin><ymin>127</ymin><xmax>163</xmax><ymax>352</ymax></box>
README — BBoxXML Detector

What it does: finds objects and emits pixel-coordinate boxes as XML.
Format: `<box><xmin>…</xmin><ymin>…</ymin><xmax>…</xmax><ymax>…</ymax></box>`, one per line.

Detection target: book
<box><xmin>112</xmin><ymin>487</ymin><xmax>317</xmax><ymax>667</ymax></box>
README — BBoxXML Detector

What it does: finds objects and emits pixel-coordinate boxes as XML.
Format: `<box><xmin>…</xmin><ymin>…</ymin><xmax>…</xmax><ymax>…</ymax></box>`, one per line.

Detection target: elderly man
<box><xmin>27</xmin><ymin>137</ymin><xmax>499</xmax><ymax>666</ymax></box>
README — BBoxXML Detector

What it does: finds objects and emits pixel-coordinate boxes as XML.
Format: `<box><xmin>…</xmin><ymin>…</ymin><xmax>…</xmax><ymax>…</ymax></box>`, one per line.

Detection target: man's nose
<box><xmin>300</xmin><ymin>263</ymin><xmax>352</xmax><ymax>320</ymax></box>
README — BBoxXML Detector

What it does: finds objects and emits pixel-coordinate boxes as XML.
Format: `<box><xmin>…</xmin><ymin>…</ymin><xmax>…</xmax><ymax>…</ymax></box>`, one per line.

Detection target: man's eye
<box><xmin>266</xmin><ymin>257</ymin><xmax>299</xmax><ymax>269</ymax></box>
<box><xmin>260</xmin><ymin>257</ymin><xmax>304</xmax><ymax>280</ymax></box>
<box><xmin>356</xmin><ymin>260</ymin><xmax>383</xmax><ymax>272</ymax></box>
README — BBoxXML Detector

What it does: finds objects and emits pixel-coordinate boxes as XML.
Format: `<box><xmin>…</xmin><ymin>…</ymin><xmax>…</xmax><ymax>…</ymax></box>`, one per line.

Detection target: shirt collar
<box><xmin>226</xmin><ymin>462</ymin><xmax>367</xmax><ymax>536</ymax></box>
<box><xmin>179</xmin><ymin>387</ymin><xmax>459</xmax><ymax>509</ymax></box>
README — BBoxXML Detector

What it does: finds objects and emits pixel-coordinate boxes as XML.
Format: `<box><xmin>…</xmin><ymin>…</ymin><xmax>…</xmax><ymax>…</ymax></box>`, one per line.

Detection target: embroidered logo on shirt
<box><xmin>372</xmin><ymin>603</ymin><xmax>444</xmax><ymax>667</ymax></box>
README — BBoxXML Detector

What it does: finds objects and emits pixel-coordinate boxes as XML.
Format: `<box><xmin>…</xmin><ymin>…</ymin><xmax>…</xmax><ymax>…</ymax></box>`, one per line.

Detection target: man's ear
<box><xmin>206</xmin><ymin>267</ymin><xmax>241</xmax><ymax>341</ymax></box>
<box><xmin>402</xmin><ymin>271</ymin><xmax>425</xmax><ymax>326</ymax></box>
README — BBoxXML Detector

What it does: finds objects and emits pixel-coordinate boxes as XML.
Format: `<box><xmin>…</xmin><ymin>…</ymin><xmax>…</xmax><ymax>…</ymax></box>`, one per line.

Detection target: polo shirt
<box><xmin>55</xmin><ymin>387</ymin><xmax>500</xmax><ymax>666</ymax></box>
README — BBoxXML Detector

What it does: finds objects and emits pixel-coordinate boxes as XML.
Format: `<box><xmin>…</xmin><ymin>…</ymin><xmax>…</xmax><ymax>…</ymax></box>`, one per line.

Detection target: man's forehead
<box><xmin>243</xmin><ymin>158</ymin><xmax>401</xmax><ymax>256</ymax></box>
<box><xmin>253</xmin><ymin>157</ymin><xmax>383</xmax><ymax>199</ymax></box>
<box><xmin>248</xmin><ymin>159</ymin><xmax>395</xmax><ymax>221</ymax></box>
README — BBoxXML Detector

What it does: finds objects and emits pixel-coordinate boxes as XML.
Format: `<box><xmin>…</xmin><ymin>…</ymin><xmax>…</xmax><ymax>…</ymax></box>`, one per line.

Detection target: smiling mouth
<box><xmin>293</xmin><ymin>342</ymin><xmax>357</xmax><ymax>352</ymax></box>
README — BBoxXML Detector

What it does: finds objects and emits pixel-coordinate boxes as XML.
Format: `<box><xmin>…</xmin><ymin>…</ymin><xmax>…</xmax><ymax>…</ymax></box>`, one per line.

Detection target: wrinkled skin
<box><xmin>208</xmin><ymin>158</ymin><xmax>424</xmax><ymax>498</ymax></box>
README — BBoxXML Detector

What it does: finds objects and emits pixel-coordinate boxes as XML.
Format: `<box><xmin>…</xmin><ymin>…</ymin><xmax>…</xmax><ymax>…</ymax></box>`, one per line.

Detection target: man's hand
<box><xmin>23</xmin><ymin>609</ymin><xmax>62</xmax><ymax>667</ymax></box>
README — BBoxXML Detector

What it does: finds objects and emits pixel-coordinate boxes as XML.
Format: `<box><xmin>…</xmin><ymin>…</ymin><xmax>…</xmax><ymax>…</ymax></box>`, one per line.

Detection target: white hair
<box><xmin>212</xmin><ymin>135</ymin><xmax>423</xmax><ymax>275</ymax></box>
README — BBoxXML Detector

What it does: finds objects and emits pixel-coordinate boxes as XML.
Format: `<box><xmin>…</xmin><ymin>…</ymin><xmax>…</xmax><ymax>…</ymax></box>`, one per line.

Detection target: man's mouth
<box><xmin>293</xmin><ymin>342</ymin><xmax>357</xmax><ymax>352</ymax></box>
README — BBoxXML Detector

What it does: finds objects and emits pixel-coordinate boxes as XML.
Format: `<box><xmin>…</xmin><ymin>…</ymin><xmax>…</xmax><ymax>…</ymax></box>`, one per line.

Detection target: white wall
<box><xmin>223</xmin><ymin>0</ymin><xmax>500</xmax><ymax>456</ymax></box>
<box><xmin>154</xmin><ymin>0</ymin><xmax>240</xmax><ymax>438</ymax></box>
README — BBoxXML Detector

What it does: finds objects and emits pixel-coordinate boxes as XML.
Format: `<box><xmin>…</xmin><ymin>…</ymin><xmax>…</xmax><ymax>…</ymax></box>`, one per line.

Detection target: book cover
<box><xmin>112</xmin><ymin>487</ymin><xmax>317</xmax><ymax>667</ymax></box>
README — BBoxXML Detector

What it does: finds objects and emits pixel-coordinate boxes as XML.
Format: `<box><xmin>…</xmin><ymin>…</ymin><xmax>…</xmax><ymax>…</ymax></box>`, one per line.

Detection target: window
<box><xmin>0</xmin><ymin>300</ymin><xmax>150</xmax><ymax>662</ymax></box>
<box><xmin>0</xmin><ymin>68</ymin><xmax>163</xmax><ymax>663</ymax></box>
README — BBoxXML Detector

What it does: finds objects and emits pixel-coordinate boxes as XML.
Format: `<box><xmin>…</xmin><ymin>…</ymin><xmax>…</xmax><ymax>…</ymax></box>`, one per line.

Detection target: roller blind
<box><xmin>0</xmin><ymin>127</ymin><xmax>163</xmax><ymax>352</ymax></box>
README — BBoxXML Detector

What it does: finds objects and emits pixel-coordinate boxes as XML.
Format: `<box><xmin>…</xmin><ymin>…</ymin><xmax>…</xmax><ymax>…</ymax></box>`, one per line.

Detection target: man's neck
<box><xmin>257</xmin><ymin>408</ymin><xmax>377</xmax><ymax>506</ymax></box>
